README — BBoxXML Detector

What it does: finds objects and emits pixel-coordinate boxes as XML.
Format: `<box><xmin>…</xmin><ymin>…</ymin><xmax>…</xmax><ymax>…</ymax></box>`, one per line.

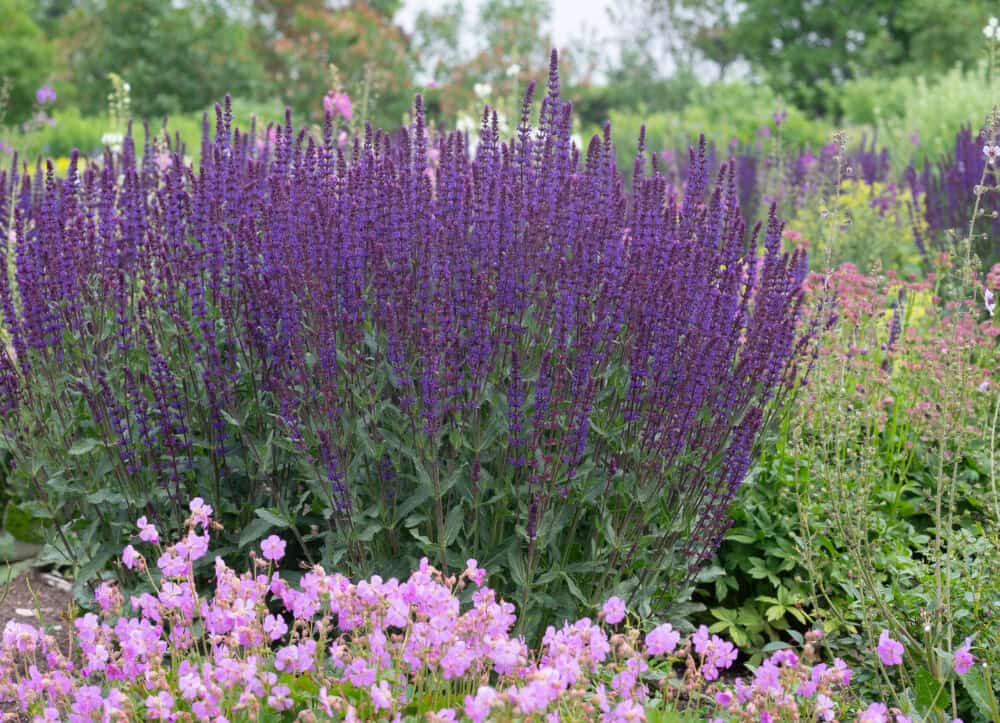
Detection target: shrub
<box><xmin>0</xmin><ymin>98</ymin><xmax>288</xmax><ymax>164</ymax></box>
<box><xmin>856</xmin><ymin>63</ymin><xmax>996</xmax><ymax>173</ymax></box>
<box><xmin>0</xmin><ymin>54</ymin><xmax>810</xmax><ymax>636</ymax></box>
<box><xmin>603</xmin><ymin>82</ymin><xmax>833</xmax><ymax>172</ymax></box>
<box><xmin>0</xmin><ymin>0</ymin><xmax>55</xmax><ymax>126</ymax></box>
<box><xmin>786</xmin><ymin>265</ymin><xmax>998</xmax><ymax>718</ymax></box>
<box><xmin>785</xmin><ymin>179</ymin><xmax>927</xmax><ymax>274</ymax></box>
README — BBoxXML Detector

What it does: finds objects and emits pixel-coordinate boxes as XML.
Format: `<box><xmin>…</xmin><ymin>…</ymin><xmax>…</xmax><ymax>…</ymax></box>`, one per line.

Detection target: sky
<box><xmin>394</xmin><ymin>0</ymin><xmax>616</xmax><ymax>58</ymax></box>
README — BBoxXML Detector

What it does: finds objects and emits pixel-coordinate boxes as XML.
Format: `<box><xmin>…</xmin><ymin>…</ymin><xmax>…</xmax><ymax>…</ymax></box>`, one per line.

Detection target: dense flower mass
<box><xmin>0</xmin><ymin>504</ymin><xmax>970</xmax><ymax>721</ymax></box>
<box><xmin>907</xmin><ymin>125</ymin><xmax>1000</xmax><ymax>263</ymax></box>
<box><xmin>0</xmin><ymin>52</ymin><xmax>810</xmax><ymax>628</ymax></box>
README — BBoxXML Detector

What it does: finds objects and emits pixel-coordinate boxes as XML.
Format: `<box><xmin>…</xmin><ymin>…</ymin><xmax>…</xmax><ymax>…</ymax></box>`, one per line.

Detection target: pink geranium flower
<box><xmin>600</xmin><ymin>596</ymin><xmax>626</xmax><ymax>625</ymax></box>
<box><xmin>876</xmin><ymin>630</ymin><xmax>904</xmax><ymax>666</ymax></box>
<box><xmin>954</xmin><ymin>638</ymin><xmax>974</xmax><ymax>675</ymax></box>
<box><xmin>261</xmin><ymin>534</ymin><xmax>287</xmax><ymax>562</ymax></box>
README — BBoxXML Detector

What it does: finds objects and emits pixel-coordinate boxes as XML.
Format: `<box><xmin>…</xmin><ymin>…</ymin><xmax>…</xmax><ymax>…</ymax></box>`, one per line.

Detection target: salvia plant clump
<box><xmin>0</xmin><ymin>52</ymin><xmax>810</xmax><ymax>633</ymax></box>
<box><xmin>906</xmin><ymin>124</ymin><xmax>1000</xmax><ymax>265</ymax></box>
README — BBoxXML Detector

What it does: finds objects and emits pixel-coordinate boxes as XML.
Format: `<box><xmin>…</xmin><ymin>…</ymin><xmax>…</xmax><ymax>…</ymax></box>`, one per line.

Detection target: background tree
<box><xmin>642</xmin><ymin>0</ymin><xmax>990</xmax><ymax>114</ymax></box>
<box><xmin>410</xmin><ymin>0</ymin><xmax>466</xmax><ymax>86</ymax></box>
<box><xmin>59</xmin><ymin>0</ymin><xmax>263</xmax><ymax>118</ymax></box>
<box><xmin>0</xmin><ymin>0</ymin><xmax>55</xmax><ymax>125</ymax></box>
<box><xmin>250</xmin><ymin>0</ymin><xmax>413</xmax><ymax>129</ymax></box>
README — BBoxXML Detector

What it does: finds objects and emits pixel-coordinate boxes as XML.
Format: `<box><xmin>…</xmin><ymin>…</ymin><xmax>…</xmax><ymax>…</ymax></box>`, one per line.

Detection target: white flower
<box><xmin>473</xmin><ymin>82</ymin><xmax>492</xmax><ymax>99</ymax></box>
<box><xmin>990</xmin><ymin>16</ymin><xmax>999</xmax><ymax>26</ymax></box>
<box><xmin>101</xmin><ymin>132</ymin><xmax>124</xmax><ymax>151</ymax></box>
<box><xmin>455</xmin><ymin>113</ymin><xmax>477</xmax><ymax>135</ymax></box>
<box><xmin>986</xmin><ymin>24</ymin><xmax>997</xmax><ymax>39</ymax></box>
<box><xmin>495</xmin><ymin>110</ymin><xmax>510</xmax><ymax>136</ymax></box>
<box><xmin>506</xmin><ymin>63</ymin><xmax>521</xmax><ymax>78</ymax></box>
<box><xmin>986</xmin><ymin>287</ymin><xmax>996</xmax><ymax>316</ymax></box>
<box><xmin>983</xmin><ymin>144</ymin><xmax>1000</xmax><ymax>164</ymax></box>
<box><xmin>570</xmin><ymin>133</ymin><xmax>583</xmax><ymax>149</ymax></box>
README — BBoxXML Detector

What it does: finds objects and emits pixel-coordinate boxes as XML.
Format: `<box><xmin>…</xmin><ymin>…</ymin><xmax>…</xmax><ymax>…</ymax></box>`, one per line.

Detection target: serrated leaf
<box><xmin>960</xmin><ymin>667</ymin><xmax>997</xmax><ymax>718</ymax></box>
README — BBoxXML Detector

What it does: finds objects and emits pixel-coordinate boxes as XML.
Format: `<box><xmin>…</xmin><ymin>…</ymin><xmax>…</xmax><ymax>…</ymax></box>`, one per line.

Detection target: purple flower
<box><xmin>645</xmin><ymin>623</ymin><xmax>680</xmax><ymax>655</ymax></box>
<box><xmin>877</xmin><ymin>630</ymin><xmax>904</xmax><ymax>666</ymax></box>
<box><xmin>370</xmin><ymin>680</ymin><xmax>393</xmax><ymax>711</ymax></box>
<box><xmin>122</xmin><ymin>545</ymin><xmax>142</xmax><ymax>570</ymax></box>
<box><xmin>136</xmin><ymin>516</ymin><xmax>160</xmax><ymax>544</ymax></box>
<box><xmin>261</xmin><ymin>535</ymin><xmax>287</xmax><ymax>562</ymax></box>
<box><xmin>600</xmin><ymin>596</ymin><xmax>626</xmax><ymax>625</ymax></box>
<box><xmin>35</xmin><ymin>85</ymin><xmax>57</xmax><ymax>105</ymax></box>
<box><xmin>860</xmin><ymin>703</ymin><xmax>889</xmax><ymax>723</ymax></box>
<box><xmin>953</xmin><ymin>638</ymin><xmax>974</xmax><ymax>675</ymax></box>
<box><xmin>323</xmin><ymin>91</ymin><xmax>352</xmax><ymax>119</ymax></box>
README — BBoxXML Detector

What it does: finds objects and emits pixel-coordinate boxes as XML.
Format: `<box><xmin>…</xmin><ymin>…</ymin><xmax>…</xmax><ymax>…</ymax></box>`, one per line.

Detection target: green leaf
<box><xmin>960</xmin><ymin>668</ymin><xmax>997</xmax><ymax>718</ymax></box>
<box><xmin>914</xmin><ymin>666</ymin><xmax>947</xmax><ymax>713</ymax></box>
<box><xmin>85</xmin><ymin>488</ymin><xmax>126</xmax><ymax>506</ymax></box>
<box><xmin>257</xmin><ymin>431</ymin><xmax>275</xmax><ymax>476</ymax></box>
<box><xmin>0</xmin><ymin>532</ymin><xmax>14</xmax><ymax>561</ymax></box>
<box><xmin>68</xmin><ymin>438</ymin><xmax>102</xmax><ymax>456</ymax></box>
<box><xmin>220</xmin><ymin>409</ymin><xmax>242</xmax><ymax>428</ymax></box>
<box><xmin>254</xmin><ymin>508</ymin><xmax>289</xmax><ymax>529</ymax></box>
<box><xmin>0</xmin><ymin>558</ymin><xmax>36</xmax><ymax>586</ymax></box>
<box><xmin>238</xmin><ymin>517</ymin><xmax>273</xmax><ymax>548</ymax></box>
<box><xmin>356</xmin><ymin>522</ymin><xmax>382</xmax><ymax>543</ymax></box>
<box><xmin>507</xmin><ymin>546</ymin><xmax>528</xmax><ymax>588</ymax></box>
<box><xmin>72</xmin><ymin>542</ymin><xmax>120</xmax><ymax>606</ymax></box>
<box><xmin>764</xmin><ymin>605</ymin><xmax>785</xmax><ymax>623</ymax></box>
<box><xmin>444</xmin><ymin>504</ymin><xmax>464</xmax><ymax>546</ymax></box>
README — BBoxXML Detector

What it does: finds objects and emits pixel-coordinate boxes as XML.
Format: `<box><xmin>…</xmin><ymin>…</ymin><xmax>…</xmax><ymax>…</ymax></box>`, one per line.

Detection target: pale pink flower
<box><xmin>261</xmin><ymin>534</ymin><xmax>286</xmax><ymax>562</ymax></box>
<box><xmin>877</xmin><ymin>630</ymin><xmax>904</xmax><ymax>666</ymax></box>
<box><xmin>600</xmin><ymin>596</ymin><xmax>626</xmax><ymax>625</ymax></box>
<box><xmin>323</xmin><ymin>91</ymin><xmax>353</xmax><ymax>120</ymax></box>
<box><xmin>953</xmin><ymin>638</ymin><xmax>974</xmax><ymax>675</ymax></box>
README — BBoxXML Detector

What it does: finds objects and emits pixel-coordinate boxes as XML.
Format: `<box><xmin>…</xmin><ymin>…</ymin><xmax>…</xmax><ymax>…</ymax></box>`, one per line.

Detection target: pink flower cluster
<box><xmin>323</xmin><ymin>91</ymin><xmax>352</xmax><ymax>120</ymax></box>
<box><xmin>0</xmin><ymin>503</ymin><xmax>977</xmax><ymax>721</ymax></box>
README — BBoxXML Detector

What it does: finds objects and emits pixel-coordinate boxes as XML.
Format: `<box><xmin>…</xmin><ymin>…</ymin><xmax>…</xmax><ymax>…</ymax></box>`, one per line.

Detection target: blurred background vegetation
<box><xmin>1</xmin><ymin>0</ymin><xmax>997</xmax><ymax>170</ymax></box>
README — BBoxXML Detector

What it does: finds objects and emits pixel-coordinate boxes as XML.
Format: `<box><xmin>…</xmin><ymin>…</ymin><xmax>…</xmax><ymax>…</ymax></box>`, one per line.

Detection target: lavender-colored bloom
<box><xmin>35</xmin><ymin>85</ymin><xmax>57</xmax><ymax>105</ymax></box>
<box><xmin>908</xmin><ymin>125</ymin><xmax>1000</xmax><ymax>262</ymax></box>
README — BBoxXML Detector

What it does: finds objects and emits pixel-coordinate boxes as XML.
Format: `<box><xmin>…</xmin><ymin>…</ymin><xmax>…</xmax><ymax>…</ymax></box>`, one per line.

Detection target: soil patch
<box><xmin>0</xmin><ymin>569</ymin><xmax>74</xmax><ymax>652</ymax></box>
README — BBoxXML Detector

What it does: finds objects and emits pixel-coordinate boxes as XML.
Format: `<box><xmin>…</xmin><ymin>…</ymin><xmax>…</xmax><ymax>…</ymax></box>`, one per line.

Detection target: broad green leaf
<box><xmin>254</xmin><ymin>508</ymin><xmax>289</xmax><ymax>529</ymax></box>
<box><xmin>914</xmin><ymin>666</ymin><xmax>946</xmax><ymax>713</ymax></box>
<box><xmin>238</xmin><ymin>517</ymin><xmax>273</xmax><ymax>548</ymax></box>
<box><xmin>68</xmin><ymin>438</ymin><xmax>102</xmax><ymax>456</ymax></box>
<box><xmin>960</xmin><ymin>668</ymin><xmax>997</xmax><ymax>718</ymax></box>
<box><xmin>444</xmin><ymin>505</ymin><xmax>464</xmax><ymax>546</ymax></box>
